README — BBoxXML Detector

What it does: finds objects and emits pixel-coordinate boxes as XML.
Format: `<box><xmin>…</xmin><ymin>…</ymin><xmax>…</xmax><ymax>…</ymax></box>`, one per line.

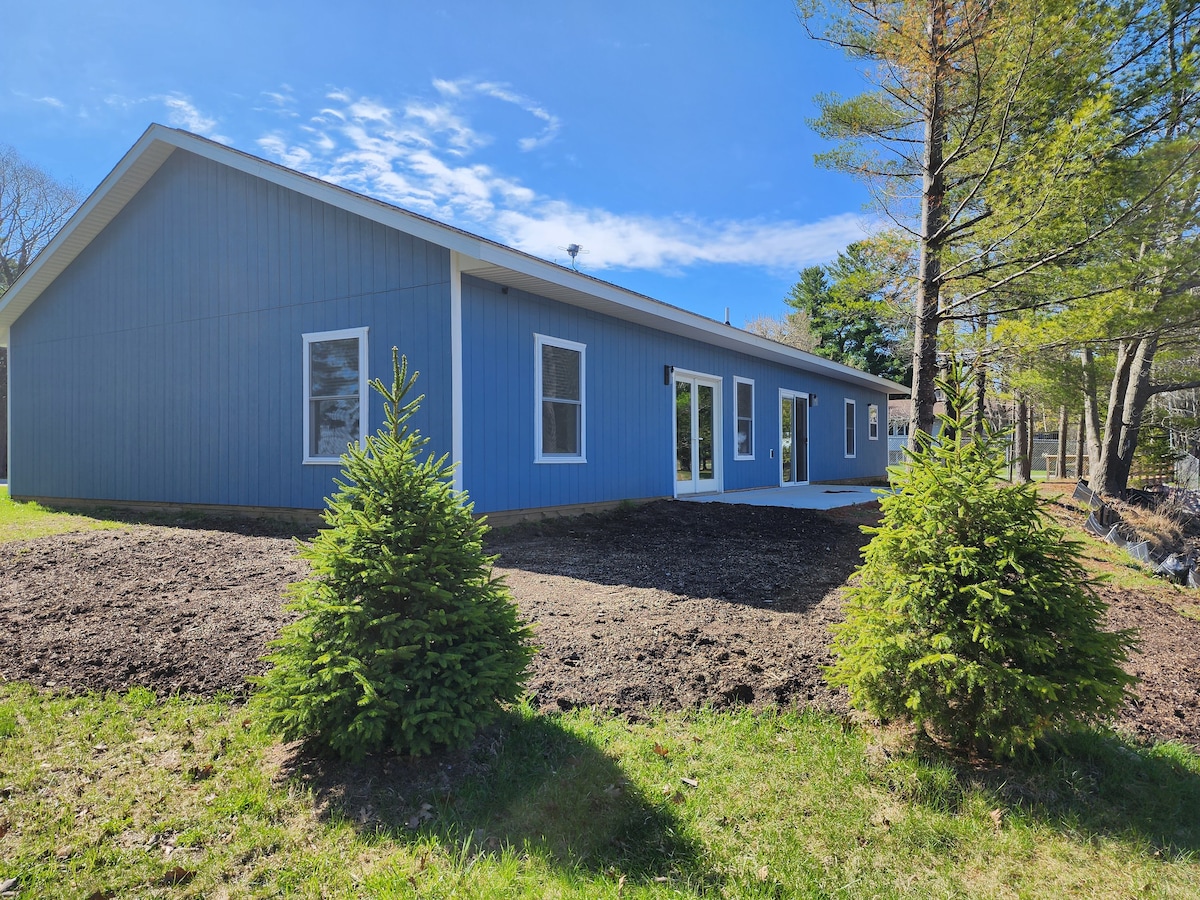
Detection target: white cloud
<box><xmin>160</xmin><ymin>94</ymin><xmax>230</xmax><ymax>144</ymax></box>
<box><xmin>255</xmin><ymin>83</ymin><xmax>866</xmax><ymax>275</ymax></box>
<box><xmin>435</xmin><ymin>78</ymin><xmax>561</xmax><ymax>151</ymax></box>
<box><xmin>262</xmin><ymin>87</ymin><xmax>294</xmax><ymax>107</ymax></box>
<box><xmin>256</xmin><ymin>87</ymin><xmax>299</xmax><ymax>118</ymax></box>
<box><xmin>10</xmin><ymin>91</ymin><xmax>66</xmax><ymax>110</ymax></box>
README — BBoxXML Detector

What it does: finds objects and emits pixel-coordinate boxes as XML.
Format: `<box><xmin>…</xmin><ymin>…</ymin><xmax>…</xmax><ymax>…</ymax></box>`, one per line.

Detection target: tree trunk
<box><xmin>1056</xmin><ymin>405</ymin><xmax>1068</xmax><ymax>480</ymax></box>
<box><xmin>908</xmin><ymin>0</ymin><xmax>949</xmax><ymax>448</ymax></box>
<box><xmin>1024</xmin><ymin>401</ymin><xmax>1035</xmax><ymax>481</ymax></box>
<box><xmin>1013</xmin><ymin>394</ymin><xmax>1030</xmax><ymax>483</ymax></box>
<box><xmin>973</xmin><ymin>362</ymin><xmax>987</xmax><ymax>434</ymax></box>
<box><xmin>1082</xmin><ymin>347</ymin><xmax>1103</xmax><ymax>477</ymax></box>
<box><xmin>1112</xmin><ymin>336</ymin><xmax>1158</xmax><ymax>491</ymax></box>
<box><xmin>1091</xmin><ymin>340</ymin><xmax>1134</xmax><ymax>494</ymax></box>
<box><xmin>1075</xmin><ymin>410</ymin><xmax>1086</xmax><ymax>480</ymax></box>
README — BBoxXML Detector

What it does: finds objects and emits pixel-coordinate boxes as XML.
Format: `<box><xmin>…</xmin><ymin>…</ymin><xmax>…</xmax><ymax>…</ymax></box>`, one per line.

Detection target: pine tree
<box><xmin>255</xmin><ymin>350</ymin><xmax>535</xmax><ymax>760</ymax></box>
<box><xmin>829</xmin><ymin>368</ymin><xmax>1136</xmax><ymax>757</ymax></box>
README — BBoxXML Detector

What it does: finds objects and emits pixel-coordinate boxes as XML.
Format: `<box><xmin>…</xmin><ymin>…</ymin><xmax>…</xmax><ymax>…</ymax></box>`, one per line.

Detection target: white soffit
<box><xmin>0</xmin><ymin>135</ymin><xmax>177</xmax><ymax>339</ymax></box>
<box><xmin>0</xmin><ymin>125</ymin><xmax>908</xmax><ymax>396</ymax></box>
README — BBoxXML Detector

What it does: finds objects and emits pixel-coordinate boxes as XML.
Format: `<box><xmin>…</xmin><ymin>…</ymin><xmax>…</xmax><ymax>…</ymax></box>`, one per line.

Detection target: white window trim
<box><xmin>844</xmin><ymin>398</ymin><xmax>857</xmax><ymax>459</ymax></box>
<box><xmin>303</xmin><ymin>326</ymin><xmax>369</xmax><ymax>465</ymax></box>
<box><xmin>733</xmin><ymin>376</ymin><xmax>755</xmax><ymax>461</ymax></box>
<box><xmin>868</xmin><ymin>403</ymin><xmax>880</xmax><ymax>440</ymax></box>
<box><xmin>534</xmin><ymin>333</ymin><xmax>587</xmax><ymax>464</ymax></box>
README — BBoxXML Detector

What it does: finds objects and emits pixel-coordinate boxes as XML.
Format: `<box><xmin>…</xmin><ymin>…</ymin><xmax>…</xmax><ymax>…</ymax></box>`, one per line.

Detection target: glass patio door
<box><xmin>675</xmin><ymin>373</ymin><xmax>721</xmax><ymax>495</ymax></box>
<box><xmin>781</xmin><ymin>391</ymin><xmax>809</xmax><ymax>485</ymax></box>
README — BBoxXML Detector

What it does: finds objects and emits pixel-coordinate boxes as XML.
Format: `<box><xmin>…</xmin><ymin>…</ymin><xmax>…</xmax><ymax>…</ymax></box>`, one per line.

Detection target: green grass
<box><xmin>0</xmin><ymin>486</ymin><xmax>125</xmax><ymax>543</ymax></box>
<box><xmin>1</xmin><ymin>685</ymin><xmax>1198</xmax><ymax>898</ymax></box>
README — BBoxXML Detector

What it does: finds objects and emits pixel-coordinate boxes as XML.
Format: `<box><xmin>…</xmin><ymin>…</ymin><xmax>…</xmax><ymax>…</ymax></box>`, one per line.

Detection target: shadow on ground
<box><xmin>873</xmin><ymin>728</ymin><xmax>1200</xmax><ymax>856</ymax></box>
<box><xmin>487</xmin><ymin>499</ymin><xmax>876</xmax><ymax>610</ymax></box>
<box><xmin>273</xmin><ymin>708</ymin><xmax>719</xmax><ymax>887</ymax></box>
<box><xmin>31</xmin><ymin>498</ymin><xmax>320</xmax><ymax>539</ymax></box>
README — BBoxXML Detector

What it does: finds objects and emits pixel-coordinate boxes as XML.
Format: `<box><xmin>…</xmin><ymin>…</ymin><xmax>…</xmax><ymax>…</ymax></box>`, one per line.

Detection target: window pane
<box><xmin>737</xmin><ymin>382</ymin><xmax>752</xmax><ymax>418</ymax></box>
<box><xmin>796</xmin><ymin>397</ymin><xmax>808</xmax><ymax>481</ymax></box>
<box><xmin>542</xmin><ymin>400</ymin><xmax>579</xmax><ymax>455</ymax></box>
<box><xmin>698</xmin><ymin>384</ymin><xmax>715</xmax><ymax>481</ymax></box>
<box><xmin>736</xmin><ymin>382</ymin><xmax>753</xmax><ymax>456</ymax></box>
<box><xmin>845</xmin><ymin>403</ymin><xmax>856</xmax><ymax>456</ymax></box>
<box><xmin>311</xmin><ymin>398</ymin><xmax>360</xmax><ymax>458</ymax></box>
<box><xmin>542</xmin><ymin>344</ymin><xmax>580</xmax><ymax>401</ymax></box>
<box><xmin>781</xmin><ymin>397</ymin><xmax>793</xmax><ymax>483</ymax></box>
<box><xmin>676</xmin><ymin>382</ymin><xmax>692</xmax><ymax>481</ymax></box>
<box><xmin>310</xmin><ymin>339</ymin><xmax>360</xmax><ymax>397</ymax></box>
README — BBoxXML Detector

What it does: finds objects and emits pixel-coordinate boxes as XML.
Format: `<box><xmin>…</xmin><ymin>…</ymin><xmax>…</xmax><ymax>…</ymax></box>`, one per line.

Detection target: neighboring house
<box><xmin>0</xmin><ymin>125</ymin><xmax>904</xmax><ymax>519</ymax></box>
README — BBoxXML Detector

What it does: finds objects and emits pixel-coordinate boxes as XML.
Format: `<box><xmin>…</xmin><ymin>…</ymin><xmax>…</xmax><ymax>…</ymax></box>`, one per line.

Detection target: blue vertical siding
<box><xmin>10</xmin><ymin>149</ymin><xmax>452</xmax><ymax>509</ymax></box>
<box><xmin>460</xmin><ymin>276</ymin><xmax>889</xmax><ymax>514</ymax></box>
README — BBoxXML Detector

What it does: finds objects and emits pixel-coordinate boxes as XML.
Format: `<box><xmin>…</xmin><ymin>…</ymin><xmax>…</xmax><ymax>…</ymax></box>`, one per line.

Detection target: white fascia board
<box><xmin>0</xmin><ymin>125</ymin><xmax>177</xmax><ymax>333</ymax></box>
<box><xmin>464</xmin><ymin>246</ymin><xmax>906</xmax><ymax>395</ymax></box>
<box><xmin>0</xmin><ymin>124</ymin><xmax>909</xmax><ymax>398</ymax></box>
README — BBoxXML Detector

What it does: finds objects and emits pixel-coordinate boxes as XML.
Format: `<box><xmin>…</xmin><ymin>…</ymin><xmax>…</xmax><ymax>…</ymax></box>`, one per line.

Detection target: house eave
<box><xmin>0</xmin><ymin>124</ymin><xmax>908</xmax><ymax>395</ymax></box>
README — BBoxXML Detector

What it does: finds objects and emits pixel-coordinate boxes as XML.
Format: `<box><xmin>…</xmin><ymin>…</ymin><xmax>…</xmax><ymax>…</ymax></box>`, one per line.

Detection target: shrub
<box><xmin>829</xmin><ymin>373</ymin><xmax>1136</xmax><ymax>757</ymax></box>
<box><xmin>255</xmin><ymin>350</ymin><xmax>535</xmax><ymax>760</ymax></box>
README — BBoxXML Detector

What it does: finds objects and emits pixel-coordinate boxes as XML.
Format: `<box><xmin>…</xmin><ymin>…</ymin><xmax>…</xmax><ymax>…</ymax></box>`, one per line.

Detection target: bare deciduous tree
<box><xmin>743</xmin><ymin>310</ymin><xmax>818</xmax><ymax>352</ymax></box>
<box><xmin>0</xmin><ymin>145</ymin><xmax>83</xmax><ymax>295</ymax></box>
<box><xmin>0</xmin><ymin>146</ymin><xmax>83</xmax><ymax>479</ymax></box>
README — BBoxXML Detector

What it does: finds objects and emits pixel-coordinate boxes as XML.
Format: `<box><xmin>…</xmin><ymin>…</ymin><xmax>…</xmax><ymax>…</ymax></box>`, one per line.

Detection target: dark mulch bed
<box><xmin>1</xmin><ymin>500</ymin><xmax>1198</xmax><ymax>749</ymax></box>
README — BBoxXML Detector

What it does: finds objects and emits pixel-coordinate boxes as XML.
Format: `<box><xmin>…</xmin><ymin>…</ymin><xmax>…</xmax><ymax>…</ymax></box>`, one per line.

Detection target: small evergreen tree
<box><xmin>829</xmin><ymin>369</ymin><xmax>1136</xmax><ymax>757</ymax></box>
<box><xmin>255</xmin><ymin>350</ymin><xmax>535</xmax><ymax>760</ymax></box>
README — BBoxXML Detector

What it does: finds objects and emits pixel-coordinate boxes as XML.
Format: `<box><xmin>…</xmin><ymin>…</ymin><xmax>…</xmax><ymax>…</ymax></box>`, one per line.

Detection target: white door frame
<box><xmin>779</xmin><ymin>389</ymin><xmax>811</xmax><ymax>486</ymax></box>
<box><xmin>672</xmin><ymin>369</ymin><xmax>723</xmax><ymax>496</ymax></box>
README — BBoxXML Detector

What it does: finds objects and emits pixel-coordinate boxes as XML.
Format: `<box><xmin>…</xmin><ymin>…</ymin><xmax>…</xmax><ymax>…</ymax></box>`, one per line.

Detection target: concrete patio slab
<box><xmin>680</xmin><ymin>483</ymin><xmax>886</xmax><ymax>511</ymax></box>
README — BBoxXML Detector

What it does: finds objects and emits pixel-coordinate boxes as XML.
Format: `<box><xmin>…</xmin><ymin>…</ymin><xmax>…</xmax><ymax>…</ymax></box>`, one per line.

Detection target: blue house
<box><xmin>0</xmin><ymin>125</ymin><xmax>901</xmax><ymax>519</ymax></box>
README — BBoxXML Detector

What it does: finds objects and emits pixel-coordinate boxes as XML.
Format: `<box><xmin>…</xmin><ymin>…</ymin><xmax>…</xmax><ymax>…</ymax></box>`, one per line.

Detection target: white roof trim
<box><xmin>0</xmin><ymin>124</ymin><xmax>908</xmax><ymax>396</ymax></box>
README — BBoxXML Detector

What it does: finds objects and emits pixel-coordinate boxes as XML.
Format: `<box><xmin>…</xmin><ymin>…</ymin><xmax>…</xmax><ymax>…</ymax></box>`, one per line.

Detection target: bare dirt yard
<box><xmin>1</xmin><ymin>499</ymin><xmax>1198</xmax><ymax>749</ymax></box>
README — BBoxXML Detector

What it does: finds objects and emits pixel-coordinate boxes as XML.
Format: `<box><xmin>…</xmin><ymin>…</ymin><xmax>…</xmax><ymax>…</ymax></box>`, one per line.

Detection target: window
<box><xmin>868</xmin><ymin>403</ymin><xmax>879</xmax><ymax>440</ymax></box>
<box><xmin>303</xmin><ymin>327</ymin><xmax>368</xmax><ymax>464</ymax></box>
<box><xmin>734</xmin><ymin>377</ymin><xmax>754</xmax><ymax>459</ymax></box>
<box><xmin>535</xmin><ymin>334</ymin><xmax>586</xmax><ymax>462</ymax></box>
<box><xmin>844</xmin><ymin>399</ymin><xmax>857</xmax><ymax>458</ymax></box>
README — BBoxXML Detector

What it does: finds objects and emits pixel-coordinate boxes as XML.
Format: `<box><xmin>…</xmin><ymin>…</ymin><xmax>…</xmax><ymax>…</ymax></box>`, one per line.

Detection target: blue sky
<box><xmin>3</xmin><ymin>0</ymin><xmax>874</xmax><ymax>326</ymax></box>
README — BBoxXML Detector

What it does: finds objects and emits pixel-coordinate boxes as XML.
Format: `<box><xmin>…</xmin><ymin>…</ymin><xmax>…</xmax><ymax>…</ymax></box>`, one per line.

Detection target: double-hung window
<box><xmin>734</xmin><ymin>377</ymin><xmax>754</xmax><ymax>459</ymax></box>
<box><xmin>535</xmin><ymin>334</ymin><xmax>586</xmax><ymax>462</ymax></box>
<box><xmin>844</xmin><ymin>398</ymin><xmax>857</xmax><ymax>458</ymax></box>
<box><xmin>303</xmin><ymin>327</ymin><xmax>369</xmax><ymax>464</ymax></box>
<box><xmin>868</xmin><ymin>403</ymin><xmax>879</xmax><ymax>440</ymax></box>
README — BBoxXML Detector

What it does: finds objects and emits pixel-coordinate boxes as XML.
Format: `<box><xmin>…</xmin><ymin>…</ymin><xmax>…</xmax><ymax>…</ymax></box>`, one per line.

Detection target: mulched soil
<box><xmin>1</xmin><ymin>500</ymin><xmax>1198</xmax><ymax>749</ymax></box>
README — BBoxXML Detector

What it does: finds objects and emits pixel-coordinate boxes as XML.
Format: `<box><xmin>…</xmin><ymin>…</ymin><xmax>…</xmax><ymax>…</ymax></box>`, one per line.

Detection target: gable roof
<box><xmin>0</xmin><ymin>124</ymin><xmax>907</xmax><ymax>395</ymax></box>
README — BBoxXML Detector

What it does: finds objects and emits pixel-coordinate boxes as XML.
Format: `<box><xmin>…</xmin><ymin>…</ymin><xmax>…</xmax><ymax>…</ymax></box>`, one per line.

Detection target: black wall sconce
<box><xmin>664</xmin><ymin>365</ymin><xmax>674</xmax><ymax>385</ymax></box>
<box><xmin>810</xmin><ymin>392</ymin><xmax>819</xmax><ymax>407</ymax></box>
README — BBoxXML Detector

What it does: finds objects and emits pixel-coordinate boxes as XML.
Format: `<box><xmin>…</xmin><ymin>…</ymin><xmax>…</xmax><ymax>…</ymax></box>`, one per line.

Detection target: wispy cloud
<box><xmin>160</xmin><ymin>94</ymin><xmax>230</xmax><ymax>144</ymax></box>
<box><xmin>256</xmin><ymin>83</ymin><xmax>865</xmax><ymax>274</ymax></box>
<box><xmin>435</xmin><ymin>78</ymin><xmax>561</xmax><ymax>151</ymax></box>
<box><xmin>11</xmin><ymin>91</ymin><xmax>66</xmax><ymax>110</ymax></box>
<box><xmin>256</xmin><ymin>86</ymin><xmax>300</xmax><ymax>118</ymax></box>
